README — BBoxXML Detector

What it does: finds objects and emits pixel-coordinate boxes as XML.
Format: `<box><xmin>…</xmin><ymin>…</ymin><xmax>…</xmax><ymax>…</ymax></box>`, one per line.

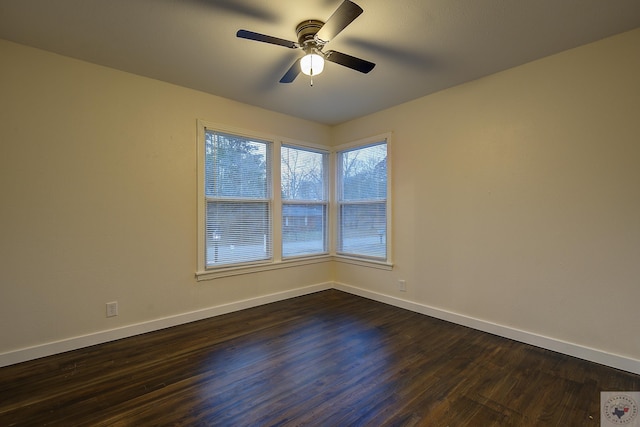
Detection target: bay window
<box><xmin>196</xmin><ymin>120</ymin><xmax>390</xmax><ymax>279</ymax></box>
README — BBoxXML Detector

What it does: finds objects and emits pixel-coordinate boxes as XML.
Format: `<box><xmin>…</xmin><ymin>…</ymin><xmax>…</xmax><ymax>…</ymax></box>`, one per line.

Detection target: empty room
<box><xmin>1</xmin><ymin>0</ymin><xmax>639</xmax><ymax>425</ymax></box>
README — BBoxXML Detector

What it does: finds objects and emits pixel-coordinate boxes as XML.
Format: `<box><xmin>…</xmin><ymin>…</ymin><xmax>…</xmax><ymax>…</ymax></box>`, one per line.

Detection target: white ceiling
<box><xmin>1</xmin><ymin>0</ymin><xmax>639</xmax><ymax>125</ymax></box>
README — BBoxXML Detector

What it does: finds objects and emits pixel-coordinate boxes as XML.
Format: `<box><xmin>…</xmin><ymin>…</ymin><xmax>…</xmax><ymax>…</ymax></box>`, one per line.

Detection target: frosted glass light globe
<box><xmin>300</xmin><ymin>53</ymin><xmax>325</xmax><ymax>76</ymax></box>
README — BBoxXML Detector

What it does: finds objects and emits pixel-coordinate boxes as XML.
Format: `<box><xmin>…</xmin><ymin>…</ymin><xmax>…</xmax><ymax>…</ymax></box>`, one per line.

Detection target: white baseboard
<box><xmin>333</xmin><ymin>282</ymin><xmax>640</xmax><ymax>375</ymax></box>
<box><xmin>3</xmin><ymin>281</ymin><xmax>638</xmax><ymax>375</ymax></box>
<box><xmin>0</xmin><ymin>282</ymin><xmax>332</xmax><ymax>368</ymax></box>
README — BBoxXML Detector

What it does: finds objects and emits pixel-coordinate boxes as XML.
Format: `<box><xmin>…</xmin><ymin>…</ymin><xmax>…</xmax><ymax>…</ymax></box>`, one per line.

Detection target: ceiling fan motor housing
<box><xmin>296</xmin><ymin>20</ymin><xmax>325</xmax><ymax>49</ymax></box>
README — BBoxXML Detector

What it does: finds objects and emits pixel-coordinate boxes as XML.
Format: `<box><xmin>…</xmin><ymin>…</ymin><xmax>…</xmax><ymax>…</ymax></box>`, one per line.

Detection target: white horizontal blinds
<box><xmin>204</xmin><ymin>130</ymin><xmax>272</xmax><ymax>267</ymax></box>
<box><xmin>338</xmin><ymin>141</ymin><xmax>387</xmax><ymax>259</ymax></box>
<box><xmin>281</xmin><ymin>145</ymin><xmax>328</xmax><ymax>258</ymax></box>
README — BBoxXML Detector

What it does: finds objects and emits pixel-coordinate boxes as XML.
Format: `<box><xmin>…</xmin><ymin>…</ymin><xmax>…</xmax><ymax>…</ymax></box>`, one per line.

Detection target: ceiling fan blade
<box><xmin>315</xmin><ymin>0</ymin><xmax>363</xmax><ymax>44</ymax></box>
<box><xmin>325</xmin><ymin>50</ymin><xmax>375</xmax><ymax>74</ymax></box>
<box><xmin>280</xmin><ymin>58</ymin><xmax>302</xmax><ymax>83</ymax></box>
<box><xmin>236</xmin><ymin>30</ymin><xmax>298</xmax><ymax>49</ymax></box>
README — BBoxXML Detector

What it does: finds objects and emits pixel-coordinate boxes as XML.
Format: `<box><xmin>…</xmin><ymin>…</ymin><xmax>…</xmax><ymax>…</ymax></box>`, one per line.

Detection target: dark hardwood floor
<box><xmin>1</xmin><ymin>290</ymin><xmax>638</xmax><ymax>426</ymax></box>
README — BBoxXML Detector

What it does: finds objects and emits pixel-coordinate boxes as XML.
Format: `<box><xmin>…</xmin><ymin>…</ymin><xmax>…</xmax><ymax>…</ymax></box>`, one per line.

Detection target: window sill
<box><xmin>333</xmin><ymin>255</ymin><xmax>394</xmax><ymax>270</ymax></box>
<box><xmin>196</xmin><ymin>255</ymin><xmax>332</xmax><ymax>281</ymax></box>
<box><xmin>196</xmin><ymin>254</ymin><xmax>393</xmax><ymax>281</ymax></box>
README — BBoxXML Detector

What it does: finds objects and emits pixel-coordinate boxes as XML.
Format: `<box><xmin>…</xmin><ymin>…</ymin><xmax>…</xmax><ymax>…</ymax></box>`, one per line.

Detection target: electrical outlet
<box><xmin>398</xmin><ymin>280</ymin><xmax>407</xmax><ymax>292</ymax></box>
<box><xmin>106</xmin><ymin>301</ymin><xmax>118</xmax><ymax>317</ymax></box>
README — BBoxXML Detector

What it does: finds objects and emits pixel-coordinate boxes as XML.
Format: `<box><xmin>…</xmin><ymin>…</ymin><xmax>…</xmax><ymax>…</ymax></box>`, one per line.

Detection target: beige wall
<box><xmin>0</xmin><ymin>39</ymin><xmax>331</xmax><ymax>355</ymax></box>
<box><xmin>2</xmin><ymin>28</ymin><xmax>639</xmax><ymax>367</ymax></box>
<box><xmin>332</xmin><ymin>28</ymin><xmax>640</xmax><ymax>362</ymax></box>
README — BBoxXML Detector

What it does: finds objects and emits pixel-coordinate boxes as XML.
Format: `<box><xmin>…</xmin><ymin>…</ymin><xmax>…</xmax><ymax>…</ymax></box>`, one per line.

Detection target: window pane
<box><xmin>340</xmin><ymin>143</ymin><xmax>387</xmax><ymax>201</ymax></box>
<box><xmin>206</xmin><ymin>201</ymin><xmax>271</xmax><ymax>267</ymax></box>
<box><xmin>281</xmin><ymin>145</ymin><xmax>328</xmax><ymax>259</ymax></box>
<box><xmin>338</xmin><ymin>202</ymin><xmax>386</xmax><ymax>259</ymax></box>
<box><xmin>281</xmin><ymin>145</ymin><xmax>325</xmax><ymax>200</ymax></box>
<box><xmin>337</xmin><ymin>140</ymin><xmax>388</xmax><ymax>261</ymax></box>
<box><xmin>282</xmin><ymin>204</ymin><xmax>327</xmax><ymax>257</ymax></box>
<box><xmin>205</xmin><ymin>131</ymin><xmax>268</xmax><ymax>199</ymax></box>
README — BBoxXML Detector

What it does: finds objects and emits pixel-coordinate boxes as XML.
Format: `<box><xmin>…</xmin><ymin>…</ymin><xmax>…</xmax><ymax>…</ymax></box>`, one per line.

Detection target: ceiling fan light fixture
<box><xmin>300</xmin><ymin>53</ymin><xmax>325</xmax><ymax>76</ymax></box>
<box><xmin>236</xmin><ymin>1</ymin><xmax>373</xmax><ymax>84</ymax></box>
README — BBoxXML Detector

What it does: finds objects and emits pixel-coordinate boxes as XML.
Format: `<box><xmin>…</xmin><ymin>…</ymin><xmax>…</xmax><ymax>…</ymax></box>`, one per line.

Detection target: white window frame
<box><xmin>203</xmin><ymin>128</ymin><xmax>274</xmax><ymax>268</ymax></box>
<box><xmin>196</xmin><ymin>120</ymin><xmax>331</xmax><ymax>281</ymax></box>
<box><xmin>332</xmin><ymin>133</ymin><xmax>393</xmax><ymax>270</ymax></box>
<box><xmin>281</xmin><ymin>143</ymin><xmax>330</xmax><ymax>260</ymax></box>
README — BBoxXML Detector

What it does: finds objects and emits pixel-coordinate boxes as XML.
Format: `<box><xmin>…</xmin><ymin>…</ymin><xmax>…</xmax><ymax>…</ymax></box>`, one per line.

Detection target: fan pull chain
<box><xmin>310</xmin><ymin>59</ymin><xmax>314</xmax><ymax>86</ymax></box>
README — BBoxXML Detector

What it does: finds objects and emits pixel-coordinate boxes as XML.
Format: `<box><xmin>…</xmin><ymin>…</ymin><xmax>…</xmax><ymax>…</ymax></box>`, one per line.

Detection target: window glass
<box><xmin>204</xmin><ymin>130</ymin><xmax>271</xmax><ymax>267</ymax></box>
<box><xmin>281</xmin><ymin>145</ymin><xmax>328</xmax><ymax>258</ymax></box>
<box><xmin>337</xmin><ymin>142</ymin><xmax>388</xmax><ymax>259</ymax></box>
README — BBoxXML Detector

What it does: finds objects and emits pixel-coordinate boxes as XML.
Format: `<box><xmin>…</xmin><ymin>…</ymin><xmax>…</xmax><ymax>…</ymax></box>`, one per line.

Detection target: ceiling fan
<box><xmin>236</xmin><ymin>0</ymin><xmax>375</xmax><ymax>84</ymax></box>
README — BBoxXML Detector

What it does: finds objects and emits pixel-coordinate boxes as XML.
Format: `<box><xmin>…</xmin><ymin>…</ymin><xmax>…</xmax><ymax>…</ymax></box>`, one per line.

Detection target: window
<box><xmin>337</xmin><ymin>140</ymin><xmax>388</xmax><ymax>260</ymax></box>
<box><xmin>203</xmin><ymin>129</ymin><xmax>272</xmax><ymax>268</ymax></box>
<box><xmin>281</xmin><ymin>145</ymin><xmax>328</xmax><ymax>258</ymax></box>
<box><xmin>197</xmin><ymin>121</ymin><xmax>390</xmax><ymax>278</ymax></box>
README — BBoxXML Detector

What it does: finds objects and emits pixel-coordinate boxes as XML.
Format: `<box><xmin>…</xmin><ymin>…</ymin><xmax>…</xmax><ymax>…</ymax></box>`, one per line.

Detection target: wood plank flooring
<box><xmin>1</xmin><ymin>290</ymin><xmax>638</xmax><ymax>426</ymax></box>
